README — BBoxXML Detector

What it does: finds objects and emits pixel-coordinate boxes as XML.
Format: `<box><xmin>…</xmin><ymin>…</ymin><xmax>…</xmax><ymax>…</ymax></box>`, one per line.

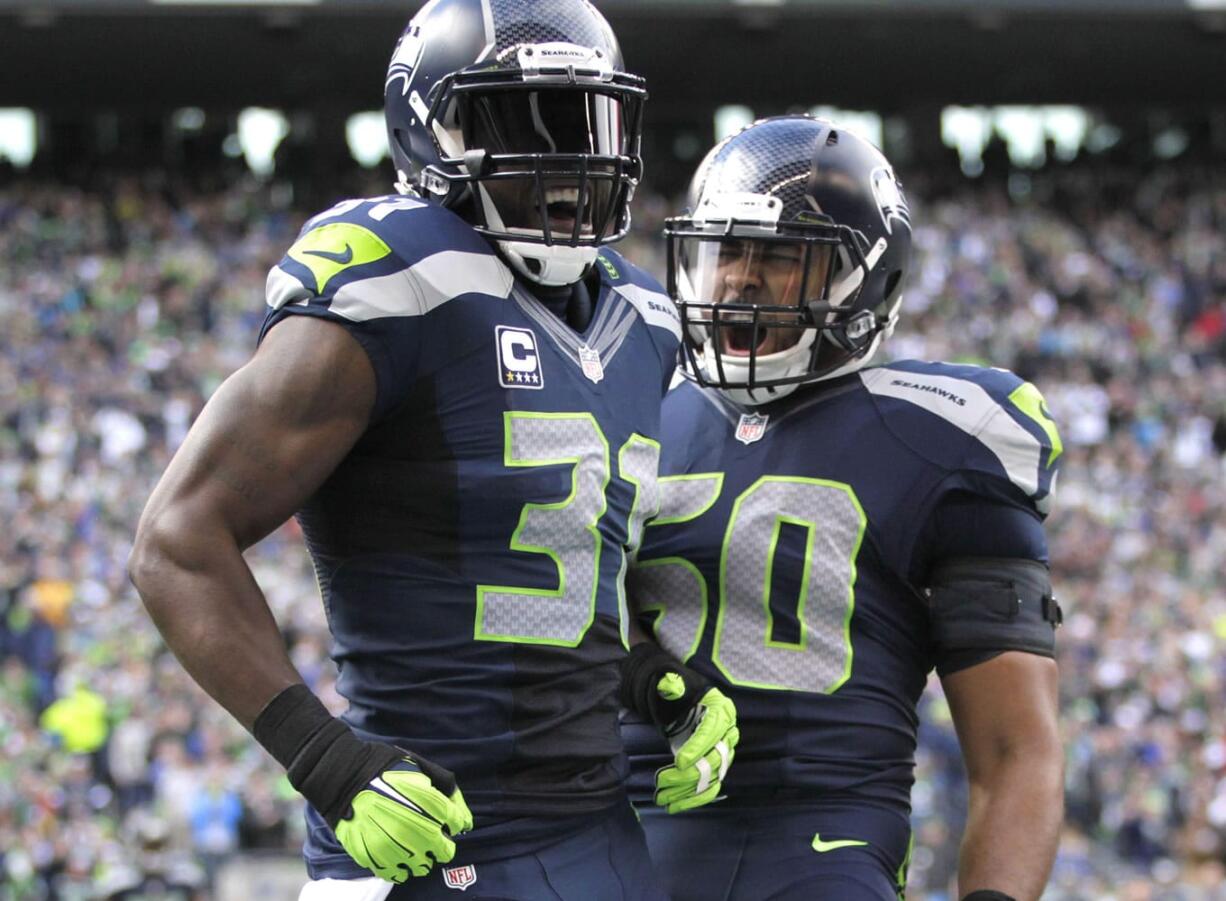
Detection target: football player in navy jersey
<box><xmin>129</xmin><ymin>1</ymin><xmax>734</xmax><ymax>898</ymax></box>
<box><xmin>623</xmin><ymin>116</ymin><xmax>1065</xmax><ymax>901</ymax></box>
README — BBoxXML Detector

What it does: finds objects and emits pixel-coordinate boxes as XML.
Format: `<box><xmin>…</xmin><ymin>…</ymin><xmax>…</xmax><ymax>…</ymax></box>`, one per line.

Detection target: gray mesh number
<box><xmin>629</xmin><ymin>474</ymin><xmax>723</xmax><ymax>661</ymax></box>
<box><xmin>614</xmin><ymin>436</ymin><xmax>661</xmax><ymax>647</ymax></box>
<box><xmin>714</xmin><ymin>477</ymin><xmax>865</xmax><ymax>693</ymax></box>
<box><xmin>619</xmin><ymin>437</ymin><xmax>661</xmax><ymax>558</ymax></box>
<box><xmin>476</xmin><ymin>413</ymin><xmax>609</xmax><ymax>647</ymax></box>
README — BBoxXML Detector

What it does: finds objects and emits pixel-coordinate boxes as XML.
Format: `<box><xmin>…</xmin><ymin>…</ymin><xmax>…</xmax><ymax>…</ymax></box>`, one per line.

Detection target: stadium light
<box><xmin>1153</xmin><ymin>127</ymin><xmax>1190</xmax><ymax>160</ymax></box>
<box><xmin>172</xmin><ymin>107</ymin><xmax>206</xmax><ymax>132</ymax></box>
<box><xmin>941</xmin><ymin>106</ymin><xmax>991</xmax><ymax>177</ymax></box>
<box><xmin>237</xmin><ymin>107</ymin><xmax>289</xmax><ymax>177</ymax></box>
<box><xmin>714</xmin><ymin>105</ymin><xmax>755</xmax><ymax>142</ymax></box>
<box><xmin>1085</xmin><ymin>122</ymin><xmax>1122</xmax><ymax>154</ymax></box>
<box><xmin>0</xmin><ymin>109</ymin><xmax>36</xmax><ymax>168</ymax></box>
<box><xmin>1043</xmin><ymin>106</ymin><xmax>1089</xmax><ymax>162</ymax></box>
<box><xmin>346</xmin><ymin>112</ymin><xmax>388</xmax><ymax>168</ymax></box>
<box><xmin>993</xmin><ymin>107</ymin><xmax>1046</xmax><ymax>168</ymax></box>
<box><xmin>810</xmin><ymin>106</ymin><xmax>883</xmax><ymax>149</ymax></box>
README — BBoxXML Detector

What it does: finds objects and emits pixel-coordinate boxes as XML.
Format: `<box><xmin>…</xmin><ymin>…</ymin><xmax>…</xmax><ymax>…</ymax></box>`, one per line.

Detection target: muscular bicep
<box><xmin>943</xmin><ymin>651</ymin><xmax>1059</xmax><ymax>779</ymax></box>
<box><xmin>139</xmin><ymin>316</ymin><xmax>376</xmax><ymax>550</ymax></box>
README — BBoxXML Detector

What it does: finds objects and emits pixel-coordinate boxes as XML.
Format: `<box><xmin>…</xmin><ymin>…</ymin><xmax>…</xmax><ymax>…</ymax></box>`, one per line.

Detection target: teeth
<box><xmin>545</xmin><ymin>187</ymin><xmax>579</xmax><ymax>205</ymax></box>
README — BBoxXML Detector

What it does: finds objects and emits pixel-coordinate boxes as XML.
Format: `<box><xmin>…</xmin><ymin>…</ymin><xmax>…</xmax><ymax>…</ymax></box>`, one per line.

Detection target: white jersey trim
<box><xmin>613</xmin><ymin>283</ymin><xmax>682</xmax><ymax>341</ymax></box>
<box><xmin>860</xmin><ymin>367</ymin><xmax>1042</xmax><ymax>497</ymax></box>
<box><xmin>408</xmin><ymin>249</ymin><xmax>514</xmax><ymax>312</ymax></box>
<box><xmin>299</xmin><ymin>876</ymin><xmax>394</xmax><ymax>901</ymax></box>
<box><xmin>329</xmin><ymin>269</ymin><xmax>423</xmax><ymax>321</ymax></box>
<box><xmin>269</xmin><ymin>249</ymin><xmax>514</xmax><ymax>322</ymax></box>
<box><xmin>266</xmin><ymin>265</ymin><xmax>313</xmax><ymax>311</ymax></box>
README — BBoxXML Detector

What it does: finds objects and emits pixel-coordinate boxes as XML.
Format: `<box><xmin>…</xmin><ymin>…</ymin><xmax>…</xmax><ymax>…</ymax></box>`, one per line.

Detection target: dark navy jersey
<box><xmin>258</xmin><ymin>195</ymin><xmax>680</xmax><ymax>872</ymax></box>
<box><xmin>624</xmin><ymin>361</ymin><xmax>1061</xmax><ymax>817</ymax></box>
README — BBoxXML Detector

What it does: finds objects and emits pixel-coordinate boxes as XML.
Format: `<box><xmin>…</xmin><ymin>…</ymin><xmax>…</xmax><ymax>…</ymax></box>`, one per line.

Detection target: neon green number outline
<box><xmin>615</xmin><ymin>434</ymin><xmax>662</xmax><ymax>649</ymax></box>
<box><xmin>650</xmin><ymin>473</ymin><xmax>724</xmax><ymax>525</ymax></box>
<box><xmin>713</xmin><ymin>476</ymin><xmax>866</xmax><ymax>694</ymax></box>
<box><xmin>632</xmin><ymin>473</ymin><xmax>724</xmax><ymax>661</ymax></box>
<box><xmin>634</xmin><ymin>557</ymin><xmax>708</xmax><ymax>663</ymax></box>
<box><xmin>475</xmin><ymin>412</ymin><xmax>609</xmax><ymax>647</ymax></box>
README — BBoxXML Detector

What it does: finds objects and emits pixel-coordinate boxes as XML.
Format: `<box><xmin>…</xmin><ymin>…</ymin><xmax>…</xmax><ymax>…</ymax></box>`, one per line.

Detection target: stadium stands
<box><xmin>2</xmin><ymin>156</ymin><xmax>1225</xmax><ymax>897</ymax></box>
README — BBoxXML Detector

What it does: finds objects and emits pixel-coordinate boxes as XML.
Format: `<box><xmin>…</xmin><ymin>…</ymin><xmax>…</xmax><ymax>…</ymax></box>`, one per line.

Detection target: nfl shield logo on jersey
<box><xmin>496</xmin><ymin>326</ymin><xmax>544</xmax><ymax>389</ymax></box>
<box><xmin>442</xmin><ymin>864</ymin><xmax>477</xmax><ymax>891</ymax></box>
<box><xmin>578</xmin><ymin>344</ymin><xmax>604</xmax><ymax>384</ymax></box>
<box><xmin>735</xmin><ymin>412</ymin><xmax>769</xmax><ymax>445</ymax></box>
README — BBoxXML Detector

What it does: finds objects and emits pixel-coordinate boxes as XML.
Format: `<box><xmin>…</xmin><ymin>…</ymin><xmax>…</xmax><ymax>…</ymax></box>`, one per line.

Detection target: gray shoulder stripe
<box><xmin>613</xmin><ymin>283</ymin><xmax>682</xmax><ymax>341</ymax></box>
<box><xmin>860</xmin><ymin>368</ymin><xmax>1043</xmax><ymax>496</ymax></box>
<box><xmin>330</xmin><ymin>270</ymin><xmax>423</xmax><ymax>321</ymax></box>
<box><xmin>407</xmin><ymin>250</ymin><xmax>513</xmax><ymax>313</ymax></box>
<box><xmin>269</xmin><ymin>249</ymin><xmax>511</xmax><ymax>321</ymax></box>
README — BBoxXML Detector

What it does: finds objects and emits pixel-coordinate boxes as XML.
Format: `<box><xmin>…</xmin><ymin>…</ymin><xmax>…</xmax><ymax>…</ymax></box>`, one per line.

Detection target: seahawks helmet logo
<box><xmin>386</xmin><ymin>25</ymin><xmax>427</xmax><ymax>97</ymax></box>
<box><xmin>870</xmin><ymin>166</ymin><xmax>911</xmax><ymax>235</ymax></box>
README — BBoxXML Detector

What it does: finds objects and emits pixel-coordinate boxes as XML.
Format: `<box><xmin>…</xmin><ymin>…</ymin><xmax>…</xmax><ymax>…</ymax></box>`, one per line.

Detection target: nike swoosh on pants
<box><xmin>811</xmin><ymin>833</ymin><xmax>869</xmax><ymax>853</ymax></box>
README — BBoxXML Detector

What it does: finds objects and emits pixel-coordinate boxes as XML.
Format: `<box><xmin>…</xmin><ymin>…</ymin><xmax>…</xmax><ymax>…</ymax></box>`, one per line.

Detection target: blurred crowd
<box><xmin>2</xmin><ymin>156</ymin><xmax>1225</xmax><ymax>899</ymax></box>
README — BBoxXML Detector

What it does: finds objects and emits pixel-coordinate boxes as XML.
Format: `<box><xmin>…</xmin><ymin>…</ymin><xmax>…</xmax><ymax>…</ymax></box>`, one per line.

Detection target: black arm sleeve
<box><xmin>927</xmin><ymin>557</ymin><xmax>1063</xmax><ymax>677</ymax></box>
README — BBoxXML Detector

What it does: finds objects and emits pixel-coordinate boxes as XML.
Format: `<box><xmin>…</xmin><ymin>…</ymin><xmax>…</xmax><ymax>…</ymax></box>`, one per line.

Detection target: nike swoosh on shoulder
<box><xmin>812</xmin><ymin>833</ymin><xmax>869</xmax><ymax>853</ymax></box>
<box><xmin>302</xmin><ymin>244</ymin><xmax>354</xmax><ymax>264</ymax></box>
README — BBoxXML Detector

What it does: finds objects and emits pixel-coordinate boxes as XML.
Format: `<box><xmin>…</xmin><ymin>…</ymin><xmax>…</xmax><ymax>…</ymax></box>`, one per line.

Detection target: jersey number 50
<box><xmin>630</xmin><ymin>474</ymin><xmax>867</xmax><ymax>694</ymax></box>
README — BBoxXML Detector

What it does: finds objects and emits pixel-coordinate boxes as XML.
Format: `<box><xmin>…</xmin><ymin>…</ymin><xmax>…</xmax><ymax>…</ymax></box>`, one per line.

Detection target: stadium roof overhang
<box><xmin>1</xmin><ymin>1</ymin><xmax>1224</xmax><ymax>112</ymax></box>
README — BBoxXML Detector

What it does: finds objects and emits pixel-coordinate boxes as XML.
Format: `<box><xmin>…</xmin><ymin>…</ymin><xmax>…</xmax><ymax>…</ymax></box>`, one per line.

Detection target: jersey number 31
<box><xmin>475</xmin><ymin>412</ymin><xmax>659</xmax><ymax>649</ymax></box>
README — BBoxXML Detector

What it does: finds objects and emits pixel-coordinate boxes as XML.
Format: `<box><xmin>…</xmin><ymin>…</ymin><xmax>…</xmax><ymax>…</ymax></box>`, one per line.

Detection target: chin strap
<box><xmin>498</xmin><ymin>239</ymin><xmax>597</xmax><ymax>287</ymax></box>
<box><xmin>469</xmin><ymin>181</ymin><xmax>598</xmax><ymax>287</ymax></box>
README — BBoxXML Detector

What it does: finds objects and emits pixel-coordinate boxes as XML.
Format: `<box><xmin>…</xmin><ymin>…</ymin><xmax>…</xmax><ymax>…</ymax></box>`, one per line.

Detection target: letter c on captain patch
<box><xmin>496</xmin><ymin>326</ymin><xmax>544</xmax><ymax>389</ymax></box>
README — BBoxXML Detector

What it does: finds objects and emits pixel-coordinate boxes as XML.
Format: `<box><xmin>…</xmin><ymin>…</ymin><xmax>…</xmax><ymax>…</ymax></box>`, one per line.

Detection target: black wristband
<box><xmin>252</xmin><ymin>683</ymin><xmax>333</xmax><ymax>770</ymax></box>
<box><xmin>252</xmin><ymin>684</ymin><xmax>401</xmax><ymax>829</ymax></box>
<box><xmin>619</xmin><ymin>642</ymin><xmax>709</xmax><ymax>731</ymax></box>
<box><xmin>962</xmin><ymin>892</ymin><xmax>1017</xmax><ymax>901</ymax></box>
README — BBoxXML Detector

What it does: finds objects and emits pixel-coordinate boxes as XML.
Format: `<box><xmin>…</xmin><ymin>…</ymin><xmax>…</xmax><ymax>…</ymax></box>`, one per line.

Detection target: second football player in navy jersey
<box><xmin>624</xmin><ymin>117</ymin><xmax>1065</xmax><ymax>901</ymax></box>
<box><xmin>131</xmin><ymin>2</ymin><xmax>728</xmax><ymax>898</ymax></box>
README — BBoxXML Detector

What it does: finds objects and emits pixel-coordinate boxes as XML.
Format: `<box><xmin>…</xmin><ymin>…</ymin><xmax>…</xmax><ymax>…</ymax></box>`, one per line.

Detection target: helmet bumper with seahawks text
<box><xmin>666</xmin><ymin>116</ymin><xmax>912</xmax><ymax>406</ymax></box>
<box><xmin>384</xmin><ymin>0</ymin><xmax>646</xmax><ymax>286</ymax></box>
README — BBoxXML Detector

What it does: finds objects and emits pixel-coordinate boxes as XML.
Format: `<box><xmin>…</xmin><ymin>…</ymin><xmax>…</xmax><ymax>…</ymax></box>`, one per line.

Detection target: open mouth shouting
<box><xmin>721</xmin><ymin>322</ymin><xmax>765</xmax><ymax>356</ymax></box>
<box><xmin>717</xmin><ymin>317</ymin><xmax>807</xmax><ymax>358</ymax></box>
<box><xmin>545</xmin><ymin>186</ymin><xmax>584</xmax><ymax>234</ymax></box>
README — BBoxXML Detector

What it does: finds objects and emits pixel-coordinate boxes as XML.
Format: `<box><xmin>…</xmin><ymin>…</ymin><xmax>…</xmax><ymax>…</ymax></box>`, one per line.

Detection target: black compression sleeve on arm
<box><xmin>928</xmin><ymin>557</ymin><xmax>1062</xmax><ymax>677</ymax></box>
<box><xmin>253</xmin><ymin>683</ymin><xmax>401</xmax><ymax>828</ymax></box>
<box><xmin>619</xmin><ymin>642</ymin><xmax>709</xmax><ymax>731</ymax></box>
<box><xmin>252</xmin><ymin>683</ymin><xmax>333</xmax><ymax>770</ymax></box>
<box><xmin>961</xmin><ymin>892</ymin><xmax>1017</xmax><ymax>901</ymax></box>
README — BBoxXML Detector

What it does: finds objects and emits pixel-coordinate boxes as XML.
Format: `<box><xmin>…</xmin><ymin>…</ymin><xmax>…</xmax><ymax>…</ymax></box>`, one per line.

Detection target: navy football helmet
<box><xmin>384</xmin><ymin>0</ymin><xmax>647</xmax><ymax>286</ymax></box>
<box><xmin>666</xmin><ymin>115</ymin><xmax>912</xmax><ymax>405</ymax></box>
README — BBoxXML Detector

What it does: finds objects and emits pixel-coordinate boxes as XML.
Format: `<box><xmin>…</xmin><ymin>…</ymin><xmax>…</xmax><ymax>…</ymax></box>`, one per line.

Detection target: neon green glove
<box><xmin>252</xmin><ymin>685</ymin><xmax>474</xmax><ymax>884</ymax></box>
<box><xmin>620</xmin><ymin>644</ymin><xmax>740</xmax><ymax>814</ymax></box>
<box><xmin>654</xmin><ymin>685</ymin><xmax>739</xmax><ymax>813</ymax></box>
<box><xmin>335</xmin><ymin>756</ymin><xmax>474</xmax><ymax>882</ymax></box>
